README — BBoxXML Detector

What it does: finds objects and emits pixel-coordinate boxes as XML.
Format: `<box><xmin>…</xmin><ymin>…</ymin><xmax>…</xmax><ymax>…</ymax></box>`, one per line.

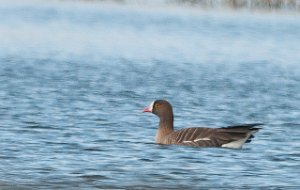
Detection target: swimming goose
<box><xmin>143</xmin><ymin>100</ymin><xmax>262</xmax><ymax>149</ymax></box>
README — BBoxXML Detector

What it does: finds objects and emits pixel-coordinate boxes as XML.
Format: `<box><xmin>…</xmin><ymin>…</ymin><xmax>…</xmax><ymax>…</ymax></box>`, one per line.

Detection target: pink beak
<box><xmin>143</xmin><ymin>106</ymin><xmax>152</xmax><ymax>112</ymax></box>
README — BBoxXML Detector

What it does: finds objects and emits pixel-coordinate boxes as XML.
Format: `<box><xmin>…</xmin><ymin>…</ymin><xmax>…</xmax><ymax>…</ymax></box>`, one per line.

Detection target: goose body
<box><xmin>143</xmin><ymin>100</ymin><xmax>262</xmax><ymax>149</ymax></box>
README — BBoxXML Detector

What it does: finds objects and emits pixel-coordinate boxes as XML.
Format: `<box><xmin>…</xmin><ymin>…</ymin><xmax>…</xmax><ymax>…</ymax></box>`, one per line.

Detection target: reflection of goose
<box><xmin>143</xmin><ymin>100</ymin><xmax>262</xmax><ymax>149</ymax></box>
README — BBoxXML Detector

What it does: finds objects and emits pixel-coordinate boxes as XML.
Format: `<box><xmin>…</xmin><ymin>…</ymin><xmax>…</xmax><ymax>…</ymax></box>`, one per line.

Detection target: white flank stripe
<box><xmin>194</xmin><ymin>138</ymin><xmax>210</xmax><ymax>142</ymax></box>
<box><xmin>183</xmin><ymin>138</ymin><xmax>211</xmax><ymax>143</ymax></box>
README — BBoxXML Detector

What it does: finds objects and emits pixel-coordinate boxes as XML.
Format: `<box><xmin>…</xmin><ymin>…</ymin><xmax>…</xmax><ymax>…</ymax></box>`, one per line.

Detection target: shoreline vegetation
<box><xmin>63</xmin><ymin>0</ymin><xmax>300</xmax><ymax>12</ymax></box>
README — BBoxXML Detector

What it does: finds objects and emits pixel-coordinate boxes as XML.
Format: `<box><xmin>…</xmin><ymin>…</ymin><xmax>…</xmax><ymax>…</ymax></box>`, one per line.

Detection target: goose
<box><xmin>143</xmin><ymin>100</ymin><xmax>262</xmax><ymax>148</ymax></box>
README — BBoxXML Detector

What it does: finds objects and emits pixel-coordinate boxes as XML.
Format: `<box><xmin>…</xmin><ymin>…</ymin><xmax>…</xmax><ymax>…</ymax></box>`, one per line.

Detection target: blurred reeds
<box><xmin>72</xmin><ymin>0</ymin><xmax>300</xmax><ymax>11</ymax></box>
<box><xmin>172</xmin><ymin>0</ymin><xmax>300</xmax><ymax>10</ymax></box>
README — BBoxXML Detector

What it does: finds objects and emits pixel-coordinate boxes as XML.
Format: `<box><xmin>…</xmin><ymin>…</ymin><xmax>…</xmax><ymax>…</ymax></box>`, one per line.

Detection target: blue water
<box><xmin>1</xmin><ymin>1</ymin><xmax>300</xmax><ymax>189</ymax></box>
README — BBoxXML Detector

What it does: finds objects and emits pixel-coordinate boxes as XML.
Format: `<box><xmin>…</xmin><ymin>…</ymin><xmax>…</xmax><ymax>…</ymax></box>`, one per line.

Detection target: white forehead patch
<box><xmin>149</xmin><ymin>100</ymin><xmax>155</xmax><ymax>112</ymax></box>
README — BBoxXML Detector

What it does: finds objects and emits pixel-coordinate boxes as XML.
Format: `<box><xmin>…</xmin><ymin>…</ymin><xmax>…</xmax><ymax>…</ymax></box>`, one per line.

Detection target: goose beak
<box><xmin>143</xmin><ymin>101</ymin><xmax>155</xmax><ymax>113</ymax></box>
<box><xmin>143</xmin><ymin>106</ymin><xmax>152</xmax><ymax>112</ymax></box>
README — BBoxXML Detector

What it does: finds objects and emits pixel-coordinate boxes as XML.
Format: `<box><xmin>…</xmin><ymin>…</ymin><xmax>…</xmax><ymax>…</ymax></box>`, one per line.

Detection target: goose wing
<box><xmin>166</xmin><ymin>123</ymin><xmax>262</xmax><ymax>148</ymax></box>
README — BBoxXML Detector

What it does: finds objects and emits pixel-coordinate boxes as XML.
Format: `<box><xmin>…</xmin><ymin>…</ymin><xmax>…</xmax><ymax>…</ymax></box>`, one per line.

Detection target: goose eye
<box><xmin>155</xmin><ymin>103</ymin><xmax>160</xmax><ymax>109</ymax></box>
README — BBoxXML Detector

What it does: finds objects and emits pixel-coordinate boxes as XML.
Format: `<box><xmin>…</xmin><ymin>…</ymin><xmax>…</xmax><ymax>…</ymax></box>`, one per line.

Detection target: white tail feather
<box><xmin>221</xmin><ymin>130</ymin><xmax>258</xmax><ymax>149</ymax></box>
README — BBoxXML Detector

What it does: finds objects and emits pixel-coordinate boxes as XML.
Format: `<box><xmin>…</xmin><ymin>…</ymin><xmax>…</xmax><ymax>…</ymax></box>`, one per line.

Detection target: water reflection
<box><xmin>0</xmin><ymin>0</ymin><xmax>300</xmax><ymax>189</ymax></box>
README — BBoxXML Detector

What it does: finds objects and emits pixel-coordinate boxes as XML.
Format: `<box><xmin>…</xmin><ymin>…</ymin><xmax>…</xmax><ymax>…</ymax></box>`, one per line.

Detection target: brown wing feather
<box><xmin>165</xmin><ymin>128</ymin><xmax>218</xmax><ymax>147</ymax></box>
<box><xmin>164</xmin><ymin>124</ymin><xmax>262</xmax><ymax>147</ymax></box>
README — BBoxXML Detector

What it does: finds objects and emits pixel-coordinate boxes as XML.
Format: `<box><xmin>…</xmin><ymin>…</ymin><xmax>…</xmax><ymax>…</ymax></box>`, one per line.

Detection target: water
<box><xmin>1</xmin><ymin>1</ymin><xmax>300</xmax><ymax>189</ymax></box>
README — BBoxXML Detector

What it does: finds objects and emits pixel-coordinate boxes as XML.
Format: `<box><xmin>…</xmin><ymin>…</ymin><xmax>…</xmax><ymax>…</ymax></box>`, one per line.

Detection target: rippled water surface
<box><xmin>1</xmin><ymin>1</ymin><xmax>300</xmax><ymax>189</ymax></box>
